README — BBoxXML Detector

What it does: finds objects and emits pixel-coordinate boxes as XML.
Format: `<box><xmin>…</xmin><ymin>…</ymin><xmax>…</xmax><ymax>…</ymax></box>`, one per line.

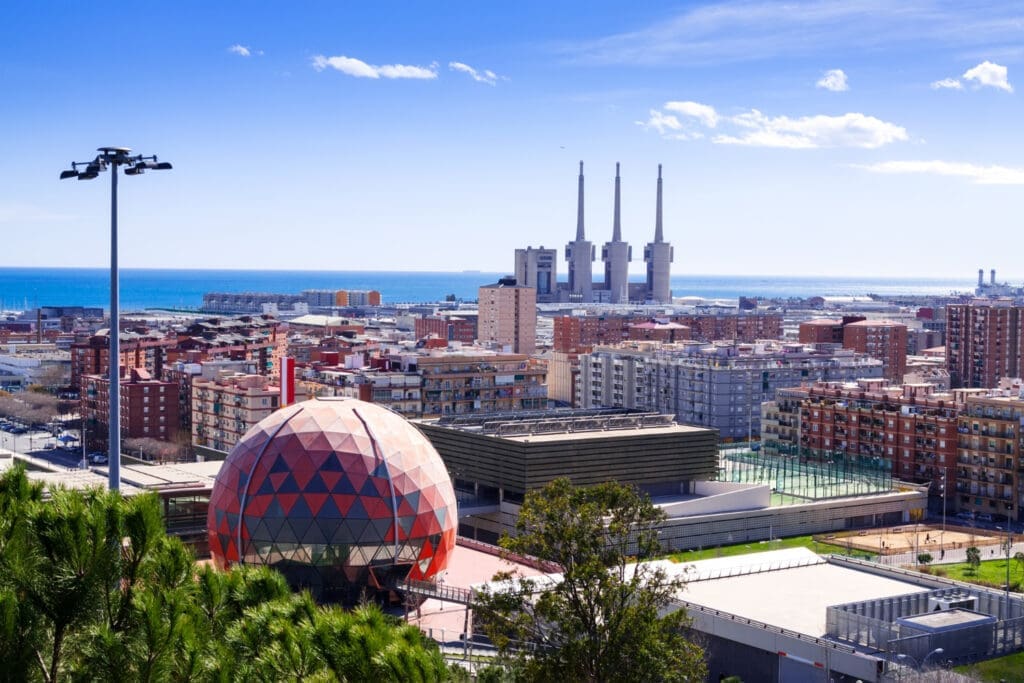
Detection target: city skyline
<box><xmin>2</xmin><ymin>2</ymin><xmax>1023</xmax><ymax>278</ymax></box>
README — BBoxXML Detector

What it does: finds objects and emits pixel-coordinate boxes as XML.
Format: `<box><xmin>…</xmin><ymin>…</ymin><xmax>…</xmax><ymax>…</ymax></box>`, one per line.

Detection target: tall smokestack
<box><xmin>654</xmin><ymin>164</ymin><xmax>663</xmax><ymax>243</ymax></box>
<box><xmin>991</xmin><ymin>269</ymin><xmax>996</xmax><ymax>286</ymax></box>
<box><xmin>612</xmin><ymin>162</ymin><xmax>622</xmax><ymax>242</ymax></box>
<box><xmin>979</xmin><ymin>269</ymin><xmax>984</xmax><ymax>287</ymax></box>
<box><xmin>576</xmin><ymin>161</ymin><xmax>585</xmax><ymax>241</ymax></box>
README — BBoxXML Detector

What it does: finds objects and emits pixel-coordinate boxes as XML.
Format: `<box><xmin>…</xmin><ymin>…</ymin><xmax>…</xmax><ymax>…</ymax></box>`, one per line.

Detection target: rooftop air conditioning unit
<box><xmin>928</xmin><ymin>594</ymin><xmax>976</xmax><ymax>612</ymax></box>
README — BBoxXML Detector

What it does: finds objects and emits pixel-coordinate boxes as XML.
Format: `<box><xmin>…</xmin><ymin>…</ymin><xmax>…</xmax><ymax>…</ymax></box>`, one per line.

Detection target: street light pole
<box><xmin>60</xmin><ymin>147</ymin><xmax>171</xmax><ymax>491</ymax></box>
<box><xmin>941</xmin><ymin>464</ymin><xmax>947</xmax><ymax>535</ymax></box>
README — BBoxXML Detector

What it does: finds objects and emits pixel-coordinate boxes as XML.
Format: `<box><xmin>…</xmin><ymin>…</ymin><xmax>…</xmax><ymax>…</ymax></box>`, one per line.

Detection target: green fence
<box><xmin>720</xmin><ymin>446</ymin><xmax>893</xmax><ymax>502</ymax></box>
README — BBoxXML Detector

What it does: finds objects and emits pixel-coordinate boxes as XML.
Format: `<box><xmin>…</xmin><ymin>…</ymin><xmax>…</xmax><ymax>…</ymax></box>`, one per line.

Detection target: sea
<box><xmin>0</xmin><ymin>267</ymin><xmax>978</xmax><ymax>312</ymax></box>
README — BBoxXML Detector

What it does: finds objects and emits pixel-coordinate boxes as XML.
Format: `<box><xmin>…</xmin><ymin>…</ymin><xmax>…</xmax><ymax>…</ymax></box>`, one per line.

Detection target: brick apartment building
<box><xmin>81</xmin><ymin>368</ymin><xmax>181</xmax><ymax>445</ymax></box>
<box><xmin>947</xmin><ymin>300</ymin><xmax>1024</xmax><ymax>388</ymax></box>
<box><xmin>71</xmin><ymin>330</ymin><xmax>176</xmax><ymax>390</ymax></box>
<box><xmin>763</xmin><ymin>379</ymin><xmax>1024</xmax><ymax>522</ymax></box>
<box><xmin>765</xmin><ymin>380</ymin><xmax>961</xmax><ymax>493</ymax></box>
<box><xmin>842</xmin><ymin>320</ymin><xmax>908</xmax><ymax>382</ymax></box>
<box><xmin>553</xmin><ymin>313</ymin><xmax>782</xmax><ymax>353</ymax></box>
<box><xmin>414</xmin><ymin>316</ymin><xmax>476</xmax><ymax>345</ymax></box>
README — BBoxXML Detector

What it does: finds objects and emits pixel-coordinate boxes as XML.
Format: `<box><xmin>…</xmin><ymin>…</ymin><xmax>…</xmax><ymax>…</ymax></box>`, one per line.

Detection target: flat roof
<box><xmin>674</xmin><ymin>548</ymin><xmax>929</xmax><ymax>638</ymax></box>
<box><xmin>503</xmin><ymin>422</ymin><xmax>710</xmax><ymax>443</ymax></box>
<box><xmin>898</xmin><ymin>609</ymin><xmax>994</xmax><ymax>630</ymax></box>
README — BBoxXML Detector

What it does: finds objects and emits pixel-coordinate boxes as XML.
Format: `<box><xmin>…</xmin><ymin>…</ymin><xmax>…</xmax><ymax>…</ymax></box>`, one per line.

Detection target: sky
<box><xmin>2</xmin><ymin>1</ymin><xmax>1023</xmax><ymax>279</ymax></box>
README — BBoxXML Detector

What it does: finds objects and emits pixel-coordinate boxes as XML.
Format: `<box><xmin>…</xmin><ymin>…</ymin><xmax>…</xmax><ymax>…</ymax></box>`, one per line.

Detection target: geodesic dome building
<box><xmin>207</xmin><ymin>398</ymin><xmax>457</xmax><ymax>600</ymax></box>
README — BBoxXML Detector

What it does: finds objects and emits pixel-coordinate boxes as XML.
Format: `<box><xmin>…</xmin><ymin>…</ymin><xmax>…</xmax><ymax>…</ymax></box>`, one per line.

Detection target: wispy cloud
<box><xmin>641</xmin><ymin>101</ymin><xmax>907</xmax><ymax>149</ymax></box>
<box><xmin>449</xmin><ymin>61</ymin><xmax>502</xmax><ymax>85</ymax></box>
<box><xmin>930</xmin><ymin>77</ymin><xmax>963</xmax><ymax>90</ymax></box>
<box><xmin>856</xmin><ymin>160</ymin><xmax>1024</xmax><ymax>184</ymax></box>
<box><xmin>963</xmin><ymin>60</ymin><xmax>1013</xmax><ymax>91</ymax></box>
<box><xmin>816</xmin><ymin>69</ymin><xmax>849</xmax><ymax>92</ymax></box>
<box><xmin>558</xmin><ymin>2</ymin><xmax>1024</xmax><ymax>66</ymax></box>
<box><xmin>311</xmin><ymin>55</ymin><xmax>438</xmax><ymax>80</ymax></box>
<box><xmin>664</xmin><ymin>101</ymin><xmax>719</xmax><ymax>127</ymax></box>
<box><xmin>229</xmin><ymin>44</ymin><xmax>262</xmax><ymax>57</ymax></box>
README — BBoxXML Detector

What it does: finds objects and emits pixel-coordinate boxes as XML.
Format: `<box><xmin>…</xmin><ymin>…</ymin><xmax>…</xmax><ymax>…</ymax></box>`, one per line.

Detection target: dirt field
<box><xmin>818</xmin><ymin>524</ymin><xmax>1010</xmax><ymax>556</ymax></box>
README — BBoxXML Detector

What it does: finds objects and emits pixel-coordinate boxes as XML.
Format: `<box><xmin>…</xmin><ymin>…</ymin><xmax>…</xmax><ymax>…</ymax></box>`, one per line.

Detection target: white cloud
<box><xmin>311</xmin><ymin>55</ymin><xmax>438</xmax><ymax>80</ymax></box>
<box><xmin>963</xmin><ymin>60</ymin><xmax>1013</xmax><ymax>92</ymax></box>
<box><xmin>559</xmin><ymin>2</ymin><xmax>1024</xmax><ymax>67</ymax></box>
<box><xmin>638</xmin><ymin>110</ymin><xmax>683</xmax><ymax>134</ymax></box>
<box><xmin>448</xmin><ymin>61</ymin><xmax>501</xmax><ymax>85</ymax></box>
<box><xmin>816</xmin><ymin>69</ymin><xmax>849</xmax><ymax>92</ymax></box>
<box><xmin>229</xmin><ymin>44</ymin><xmax>251</xmax><ymax>57</ymax></box>
<box><xmin>644</xmin><ymin>100</ymin><xmax>907</xmax><ymax>149</ymax></box>
<box><xmin>931</xmin><ymin>78</ymin><xmax>963</xmax><ymax>90</ymax></box>
<box><xmin>856</xmin><ymin>160</ymin><xmax>1024</xmax><ymax>185</ymax></box>
<box><xmin>664</xmin><ymin>100</ymin><xmax>719</xmax><ymax>127</ymax></box>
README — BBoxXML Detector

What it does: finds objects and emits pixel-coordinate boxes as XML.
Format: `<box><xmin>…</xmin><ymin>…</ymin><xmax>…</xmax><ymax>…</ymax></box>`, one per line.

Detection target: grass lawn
<box><xmin>954</xmin><ymin>650</ymin><xmax>1024</xmax><ymax>682</ymax></box>
<box><xmin>924</xmin><ymin>557</ymin><xmax>1024</xmax><ymax>592</ymax></box>
<box><xmin>665</xmin><ymin>534</ymin><xmax>868</xmax><ymax>563</ymax></box>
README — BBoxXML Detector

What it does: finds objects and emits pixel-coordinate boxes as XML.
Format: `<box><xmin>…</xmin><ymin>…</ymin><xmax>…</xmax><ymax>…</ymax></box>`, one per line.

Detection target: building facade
<box><xmin>513</xmin><ymin>247</ymin><xmax>558</xmax><ymax>303</ymax></box>
<box><xmin>946</xmin><ymin>300</ymin><xmax>1024</xmax><ymax>388</ymax></box>
<box><xmin>843</xmin><ymin>320</ymin><xmax>908</xmax><ymax>383</ymax></box>
<box><xmin>956</xmin><ymin>395</ymin><xmax>1024</xmax><ymax>521</ymax></box>
<box><xmin>82</xmin><ymin>368</ymin><xmax>181</xmax><ymax>444</ymax></box>
<box><xmin>191</xmin><ymin>373</ymin><xmax>304</xmax><ymax>455</ymax></box>
<box><xmin>553</xmin><ymin>313</ymin><xmax>782</xmax><ymax>352</ymax></box>
<box><xmin>477</xmin><ymin>277</ymin><xmax>536</xmax><ymax>354</ymax></box>
<box><xmin>577</xmin><ymin>342</ymin><xmax>883</xmax><ymax>440</ymax></box>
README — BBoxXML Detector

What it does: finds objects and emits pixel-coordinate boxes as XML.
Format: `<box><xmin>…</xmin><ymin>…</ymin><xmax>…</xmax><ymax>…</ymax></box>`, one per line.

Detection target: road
<box><xmin>0</xmin><ymin>429</ymin><xmax>88</xmax><ymax>469</ymax></box>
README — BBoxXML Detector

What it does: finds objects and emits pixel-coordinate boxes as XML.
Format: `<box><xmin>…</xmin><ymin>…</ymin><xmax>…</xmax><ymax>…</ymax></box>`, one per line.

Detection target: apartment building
<box><xmin>764</xmin><ymin>380</ymin><xmax>962</xmax><ymax>493</ymax></box>
<box><xmin>71</xmin><ymin>330</ymin><xmax>176</xmax><ymax>389</ymax></box>
<box><xmin>553</xmin><ymin>313</ymin><xmax>782</xmax><ymax>353</ymax></box>
<box><xmin>81</xmin><ymin>368</ymin><xmax>180</xmax><ymax>444</ymax></box>
<box><xmin>843</xmin><ymin>320</ymin><xmax>908</xmax><ymax>382</ymax></box>
<box><xmin>947</xmin><ymin>299</ymin><xmax>1024</xmax><ymax>388</ymax></box>
<box><xmin>577</xmin><ymin>341</ymin><xmax>882</xmax><ymax>440</ymax></box>
<box><xmin>414</xmin><ymin>316</ymin><xmax>476</xmax><ymax>345</ymax></box>
<box><xmin>191</xmin><ymin>373</ymin><xmax>305</xmax><ymax>455</ymax></box>
<box><xmin>477</xmin><ymin>277</ymin><xmax>536</xmax><ymax>354</ymax></box>
<box><xmin>956</xmin><ymin>395</ymin><xmax>1024</xmax><ymax>522</ymax></box>
<box><xmin>417</xmin><ymin>353</ymin><xmax>546</xmax><ymax>417</ymax></box>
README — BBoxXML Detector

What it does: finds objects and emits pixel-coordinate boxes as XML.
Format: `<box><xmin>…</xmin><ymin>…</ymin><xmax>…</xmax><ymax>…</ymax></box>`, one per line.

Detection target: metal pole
<box><xmin>942</xmin><ymin>465</ymin><xmax>946</xmax><ymax>535</ymax></box>
<box><xmin>109</xmin><ymin>161</ymin><xmax>120</xmax><ymax>491</ymax></box>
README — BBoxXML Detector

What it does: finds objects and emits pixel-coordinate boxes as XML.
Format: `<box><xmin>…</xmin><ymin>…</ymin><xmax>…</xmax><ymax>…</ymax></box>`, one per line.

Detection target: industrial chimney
<box><xmin>991</xmin><ymin>269</ymin><xmax>996</xmax><ymax>286</ymax></box>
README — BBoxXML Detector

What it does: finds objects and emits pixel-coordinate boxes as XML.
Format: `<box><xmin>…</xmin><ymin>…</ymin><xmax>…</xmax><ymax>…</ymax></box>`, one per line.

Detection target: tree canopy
<box><xmin>474</xmin><ymin>477</ymin><xmax>706</xmax><ymax>683</ymax></box>
<box><xmin>0</xmin><ymin>464</ymin><xmax>452</xmax><ymax>682</ymax></box>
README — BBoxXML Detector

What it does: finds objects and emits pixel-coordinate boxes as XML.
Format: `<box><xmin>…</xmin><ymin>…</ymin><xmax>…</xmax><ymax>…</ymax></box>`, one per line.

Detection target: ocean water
<box><xmin>0</xmin><ymin>267</ymin><xmax>976</xmax><ymax>312</ymax></box>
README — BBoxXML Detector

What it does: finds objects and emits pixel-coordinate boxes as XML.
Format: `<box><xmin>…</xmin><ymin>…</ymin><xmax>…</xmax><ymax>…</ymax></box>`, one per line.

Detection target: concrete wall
<box><xmin>657</xmin><ymin>481</ymin><xmax>770</xmax><ymax>517</ymax></box>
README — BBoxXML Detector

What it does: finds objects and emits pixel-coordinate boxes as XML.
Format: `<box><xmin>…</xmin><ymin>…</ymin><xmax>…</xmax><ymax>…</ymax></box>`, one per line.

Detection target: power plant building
<box><xmin>521</xmin><ymin>162</ymin><xmax>675</xmax><ymax>305</ymax></box>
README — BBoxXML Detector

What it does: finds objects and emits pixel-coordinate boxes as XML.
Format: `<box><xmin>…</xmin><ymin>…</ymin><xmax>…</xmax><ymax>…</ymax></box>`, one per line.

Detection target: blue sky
<box><xmin>2</xmin><ymin>1</ymin><xmax>1023</xmax><ymax>279</ymax></box>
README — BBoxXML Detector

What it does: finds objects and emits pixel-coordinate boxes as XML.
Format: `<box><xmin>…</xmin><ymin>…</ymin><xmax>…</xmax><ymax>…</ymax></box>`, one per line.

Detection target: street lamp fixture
<box><xmin>60</xmin><ymin>147</ymin><xmax>172</xmax><ymax>492</ymax></box>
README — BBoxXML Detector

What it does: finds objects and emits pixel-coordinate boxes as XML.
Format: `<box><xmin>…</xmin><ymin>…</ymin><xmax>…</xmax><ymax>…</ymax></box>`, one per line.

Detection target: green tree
<box><xmin>1015</xmin><ymin>551</ymin><xmax>1024</xmax><ymax>580</ymax></box>
<box><xmin>966</xmin><ymin>546</ymin><xmax>982</xmax><ymax>574</ymax></box>
<box><xmin>0</xmin><ymin>463</ymin><xmax>452</xmax><ymax>683</ymax></box>
<box><xmin>474</xmin><ymin>477</ymin><xmax>706</xmax><ymax>683</ymax></box>
<box><xmin>917</xmin><ymin>552</ymin><xmax>933</xmax><ymax>567</ymax></box>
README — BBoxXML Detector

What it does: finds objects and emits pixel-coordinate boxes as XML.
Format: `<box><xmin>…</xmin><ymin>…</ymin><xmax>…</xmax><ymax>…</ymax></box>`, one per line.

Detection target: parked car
<box><xmin>955</xmin><ymin>511</ymin><xmax>974</xmax><ymax>520</ymax></box>
<box><xmin>88</xmin><ymin>452</ymin><xmax>108</xmax><ymax>465</ymax></box>
<box><xmin>977</xmin><ymin>513</ymin><xmax>994</xmax><ymax>523</ymax></box>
